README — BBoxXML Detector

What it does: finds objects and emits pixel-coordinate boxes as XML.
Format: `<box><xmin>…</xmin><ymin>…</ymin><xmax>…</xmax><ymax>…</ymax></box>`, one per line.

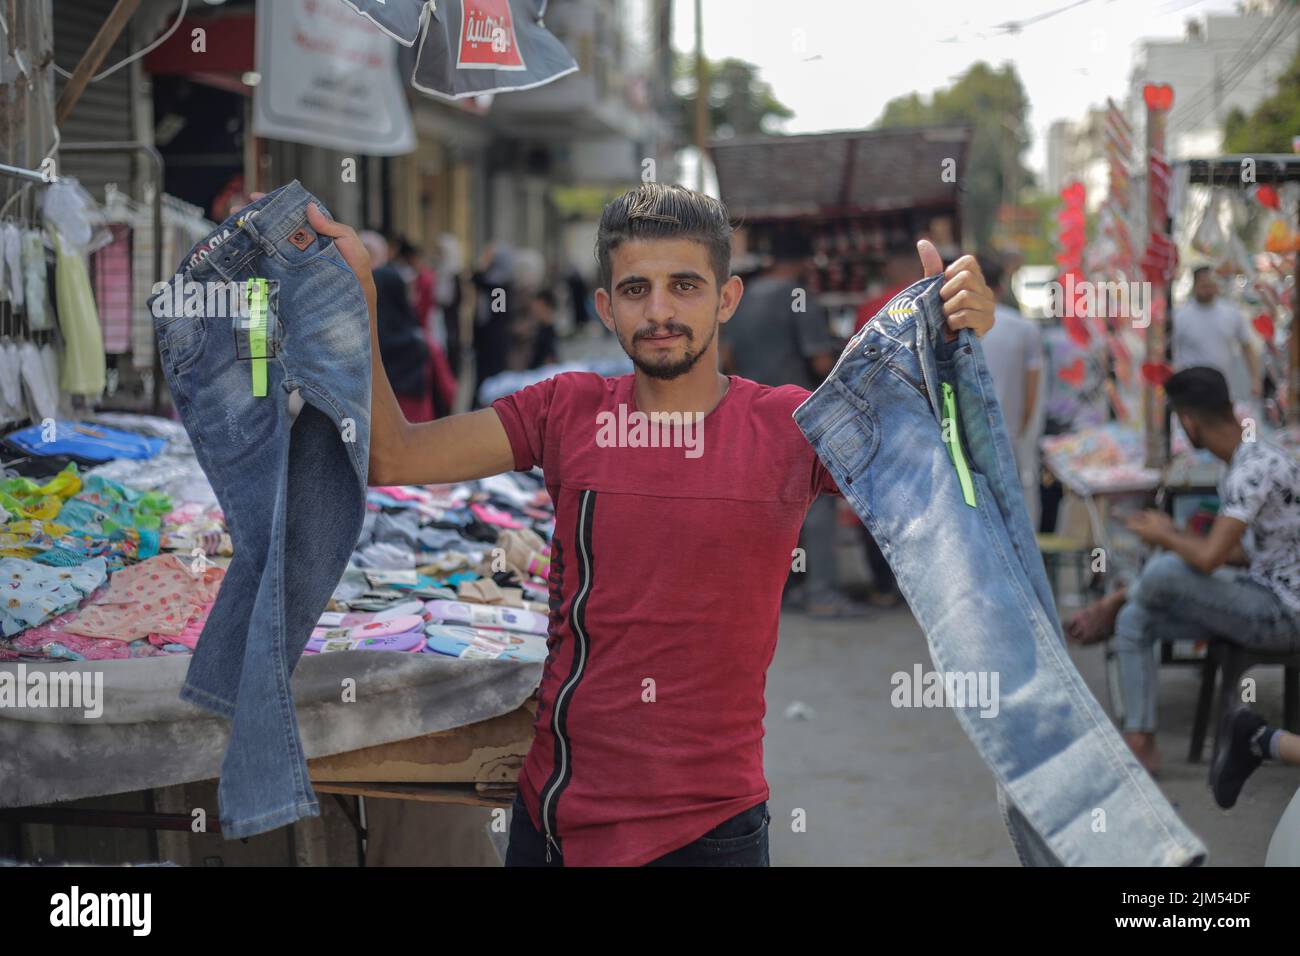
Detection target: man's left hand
<box><xmin>1124</xmin><ymin>509</ymin><xmax>1175</xmax><ymax>545</ymax></box>
<box><xmin>918</xmin><ymin>240</ymin><xmax>996</xmax><ymax>340</ymax></box>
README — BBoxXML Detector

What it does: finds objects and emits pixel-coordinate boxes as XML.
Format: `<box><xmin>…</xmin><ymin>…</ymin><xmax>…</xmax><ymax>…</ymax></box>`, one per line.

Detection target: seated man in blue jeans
<box><xmin>1066</xmin><ymin>367</ymin><xmax>1300</xmax><ymax>773</ymax></box>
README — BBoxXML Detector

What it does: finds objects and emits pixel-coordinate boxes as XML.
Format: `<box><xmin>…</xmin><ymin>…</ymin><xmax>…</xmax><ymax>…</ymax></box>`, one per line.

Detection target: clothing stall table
<box><xmin>0</xmin><ymin>652</ymin><xmax>542</xmax><ymax>851</ymax></box>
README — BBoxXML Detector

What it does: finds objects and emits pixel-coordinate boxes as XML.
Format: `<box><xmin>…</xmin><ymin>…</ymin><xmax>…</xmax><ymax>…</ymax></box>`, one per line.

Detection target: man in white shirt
<box><xmin>977</xmin><ymin>256</ymin><xmax>1044</xmax><ymax>525</ymax></box>
<box><xmin>1172</xmin><ymin>266</ymin><xmax>1260</xmax><ymax>402</ymax></box>
<box><xmin>1067</xmin><ymin>367</ymin><xmax>1300</xmax><ymax>775</ymax></box>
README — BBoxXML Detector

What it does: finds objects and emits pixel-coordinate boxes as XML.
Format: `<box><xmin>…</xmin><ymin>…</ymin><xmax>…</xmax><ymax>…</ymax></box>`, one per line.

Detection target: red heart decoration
<box><xmin>1057</xmin><ymin>358</ymin><xmax>1085</xmax><ymax>387</ymax></box>
<box><xmin>1061</xmin><ymin>182</ymin><xmax>1086</xmax><ymax>206</ymax></box>
<box><xmin>1253</xmin><ymin>314</ymin><xmax>1275</xmax><ymax>339</ymax></box>
<box><xmin>1253</xmin><ymin>185</ymin><xmax>1280</xmax><ymax>211</ymax></box>
<box><xmin>1141</xmin><ymin>362</ymin><xmax>1173</xmax><ymax>387</ymax></box>
<box><xmin>1142</xmin><ymin>83</ymin><xmax>1173</xmax><ymax>110</ymax></box>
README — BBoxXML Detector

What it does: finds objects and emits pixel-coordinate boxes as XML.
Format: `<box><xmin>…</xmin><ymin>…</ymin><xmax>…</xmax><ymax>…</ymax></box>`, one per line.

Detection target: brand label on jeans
<box><xmin>883</xmin><ymin>296</ymin><xmax>916</xmax><ymax>324</ymax></box>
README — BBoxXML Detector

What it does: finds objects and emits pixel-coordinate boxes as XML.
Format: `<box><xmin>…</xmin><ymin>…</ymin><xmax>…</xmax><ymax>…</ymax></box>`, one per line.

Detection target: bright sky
<box><xmin>671</xmin><ymin>0</ymin><xmax>1243</xmax><ymax>180</ymax></box>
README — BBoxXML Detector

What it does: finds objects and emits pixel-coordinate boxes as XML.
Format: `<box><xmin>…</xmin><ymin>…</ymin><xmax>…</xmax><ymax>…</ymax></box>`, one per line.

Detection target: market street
<box><xmin>764</xmin><ymin>602</ymin><xmax>1298</xmax><ymax>866</ymax></box>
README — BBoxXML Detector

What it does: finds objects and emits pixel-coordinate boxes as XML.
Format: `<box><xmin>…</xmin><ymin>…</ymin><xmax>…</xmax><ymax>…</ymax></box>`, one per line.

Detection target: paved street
<box><xmin>764</xmin><ymin>599</ymin><xmax>1298</xmax><ymax>866</ymax></box>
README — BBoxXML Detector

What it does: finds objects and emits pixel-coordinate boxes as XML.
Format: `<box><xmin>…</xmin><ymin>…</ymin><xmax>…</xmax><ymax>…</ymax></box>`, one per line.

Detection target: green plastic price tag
<box><xmin>941</xmin><ymin>381</ymin><xmax>977</xmax><ymax>508</ymax></box>
<box><xmin>247</xmin><ymin>278</ymin><xmax>268</xmax><ymax>397</ymax></box>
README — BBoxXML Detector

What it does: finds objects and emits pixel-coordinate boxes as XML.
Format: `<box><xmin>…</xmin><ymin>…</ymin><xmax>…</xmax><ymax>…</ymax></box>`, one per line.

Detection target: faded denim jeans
<box><xmin>149</xmin><ymin>181</ymin><xmax>371</xmax><ymax>838</ymax></box>
<box><xmin>793</xmin><ymin>275</ymin><xmax>1206</xmax><ymax>866</ymax></box>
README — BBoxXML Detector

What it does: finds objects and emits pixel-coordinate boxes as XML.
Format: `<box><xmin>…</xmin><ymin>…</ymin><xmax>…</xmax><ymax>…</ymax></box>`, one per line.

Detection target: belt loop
<box><xmin>239</xmin><ymin>211</ymin><xmax>277</xmax><ymax>258</ymax></box>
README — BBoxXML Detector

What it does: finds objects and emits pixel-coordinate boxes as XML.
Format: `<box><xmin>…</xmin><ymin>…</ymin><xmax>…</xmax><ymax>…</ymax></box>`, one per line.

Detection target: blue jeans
<box><xmin>149</xmin><ymin>181</ymin><xmax>371</xmax><ymax>838</ymax></box>
<box><xmin>793</xmin><ymin>275</ymin><xmax>1206</xmax><ymax>866</ymax></box>
<box><xmin>504</xmin><ymin>793</ymin><xmax>771</xmax><ymax>867</ymax></box>
<box><xmin>1116</xmin><ymin>552</ymin><xmax>1300</xmax><ymax>732</ymax></box>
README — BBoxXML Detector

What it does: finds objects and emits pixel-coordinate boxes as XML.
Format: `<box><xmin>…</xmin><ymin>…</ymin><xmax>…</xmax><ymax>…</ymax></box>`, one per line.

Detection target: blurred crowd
<box><xmin>358</xmin><ymin>230</ymin><xmax>597</xmax><ymax>420</ymax></box>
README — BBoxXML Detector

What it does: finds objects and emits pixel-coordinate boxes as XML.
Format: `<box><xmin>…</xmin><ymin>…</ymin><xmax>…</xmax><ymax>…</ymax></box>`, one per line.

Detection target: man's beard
<box><xmin>617</xmin><ymin>312</ymin><xmax>718</xmax><ymax>381</ymax></box>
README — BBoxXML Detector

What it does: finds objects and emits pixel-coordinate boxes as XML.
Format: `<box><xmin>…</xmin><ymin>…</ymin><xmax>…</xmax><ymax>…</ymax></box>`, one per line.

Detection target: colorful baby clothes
<box><xmin>0</xmin><ymin>519</ymin><xmax>71</xmax><ymax>559</ymax></box>
<box><xmin>57</xmin><ymin>474</ymin><xmax>170</xmax><ymax>557</ymax></box>
<box><xmin>147</xmin><ymin>599</ymin><xmax>214</xmax><ymax>650</ymax></box>
<box><xmin>0</xmin><ymin>556</ymin><xmax>108</xmax><ymax>638</ymax></box>
<box><xmin>64</xmin><ymin>553</ymin><xmax>223</xmax><ymax>642</ymax></box>
<box><xmin>0</xmin><ymin>465</ymin><xmax>82</xmax><ymax>522</ymax></box>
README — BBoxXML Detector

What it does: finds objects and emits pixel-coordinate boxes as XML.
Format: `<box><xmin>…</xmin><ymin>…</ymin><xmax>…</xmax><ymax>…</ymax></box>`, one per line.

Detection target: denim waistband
<box><xmin>813</xmin><ymin>274</ymin><xmax>949</xmax><ymax>426</ymax></box>
<box><xmin>182</xmin><ymin>180</ymin><xmax>326</xmax><ymax>284</ymax></box>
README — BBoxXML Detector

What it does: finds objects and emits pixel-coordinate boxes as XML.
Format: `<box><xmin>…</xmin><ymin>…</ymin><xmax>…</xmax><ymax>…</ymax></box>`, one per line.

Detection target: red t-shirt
<box><xmin>492</xmin><ymin>372</ymin><xmax>839</xmax><ymax>865</ymax></box>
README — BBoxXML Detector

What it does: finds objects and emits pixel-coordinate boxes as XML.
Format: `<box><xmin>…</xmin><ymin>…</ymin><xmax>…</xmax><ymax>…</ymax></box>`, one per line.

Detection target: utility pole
<box><xmin>693</xmin><ymin>0</ymin><xmax>707</xmax><ymax>192</ymax></box>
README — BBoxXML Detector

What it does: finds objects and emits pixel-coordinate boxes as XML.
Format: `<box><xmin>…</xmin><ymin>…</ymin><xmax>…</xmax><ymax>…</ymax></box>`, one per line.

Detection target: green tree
<box><xmin>875</xmin><ymin>62</ymin><xmax>1035</xmax><ymax>248</ymax></box>
<box><xmin>672</xmin><ymin>53</ymin><xmax>794</xmax><ymax>139</ymax></box>
<box><xmin>1223</xmin><ymin>46</ymin><xmax>1300</xmax><ymax>153</ymax></box>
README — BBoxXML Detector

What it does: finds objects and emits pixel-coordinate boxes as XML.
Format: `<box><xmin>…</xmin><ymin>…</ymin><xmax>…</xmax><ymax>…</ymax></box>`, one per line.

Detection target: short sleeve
<box><xmin>1220</xmin><ymin>452</ymin><xmax>1270</xmax><ymax>525</ymax></box>
<box><xmin>491</xmin><ymin>375</ymin><xmax>559</xmax><ymax>473</ymax></box>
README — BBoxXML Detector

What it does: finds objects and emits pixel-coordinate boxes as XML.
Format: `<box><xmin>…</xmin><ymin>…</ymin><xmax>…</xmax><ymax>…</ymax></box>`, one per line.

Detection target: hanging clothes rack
<box><xmin>0</xmin><ymin>161</ymin><xmax>57</xmax><ymax>185</ymax></box>
<box><xmin>59</xmin><ymin>141</ymin><xmax>165</xmax><ymax>415</ymax></box>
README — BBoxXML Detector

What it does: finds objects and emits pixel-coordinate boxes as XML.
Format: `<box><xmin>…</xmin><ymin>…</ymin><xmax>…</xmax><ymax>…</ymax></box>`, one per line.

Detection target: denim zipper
<box><xmin>941</xmin><ymin>382</ymin><xmax>977</xmax><ymax>507</ymax></box>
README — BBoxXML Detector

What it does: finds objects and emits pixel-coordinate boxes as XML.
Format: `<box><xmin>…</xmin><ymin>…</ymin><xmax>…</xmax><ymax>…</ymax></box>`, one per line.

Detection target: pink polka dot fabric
<box><xmin>63</xmin><ymin>554</ymin><xmax>224</xmax><ymax>642</ymax></box>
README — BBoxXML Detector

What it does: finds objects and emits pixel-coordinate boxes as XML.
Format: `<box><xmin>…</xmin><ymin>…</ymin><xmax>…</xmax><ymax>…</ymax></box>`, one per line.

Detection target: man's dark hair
<box><xmin>595</xmin><ymin>183</ymin><xmax>733</xmax><ymax>291</ymax></box>
<box><xmin>1191</xmin><ymin>265</ymin><xmax>1212</xmax><ymax>282</ymax></box>
<box><xmin>1165</xmin><ymin>366</ymin><xmax>1235</xmax><ymax>424</ymax></box>
<box><xmin>976</xmin><ymin>253</ymin><xmax>1004</xmax><ymax>292</ymax></box>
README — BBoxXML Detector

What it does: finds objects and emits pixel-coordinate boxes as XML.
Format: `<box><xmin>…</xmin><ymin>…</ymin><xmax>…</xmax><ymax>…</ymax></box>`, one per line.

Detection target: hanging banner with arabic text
<box><xmin>412</xmin><ymin>0</ymin><xmax>578</xmax><ymax>100</ymax></box>
<box><xmin>254</xmin><ymin>0</ymin><xmax>414</xmax><ymax>156</ymax></box>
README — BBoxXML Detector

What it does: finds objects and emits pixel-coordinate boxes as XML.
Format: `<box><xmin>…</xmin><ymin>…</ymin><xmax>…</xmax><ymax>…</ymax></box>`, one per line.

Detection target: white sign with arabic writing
<box><xmin>253</xmin><ymin>0</ymin><xmax>414</xmax><ymax>156</ymax></box>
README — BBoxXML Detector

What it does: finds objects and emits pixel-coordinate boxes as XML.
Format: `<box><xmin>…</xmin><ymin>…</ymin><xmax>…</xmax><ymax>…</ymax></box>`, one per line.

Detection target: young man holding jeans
<box><xmin>303</xmin><ymin>184</ymin><xmax>995</xmax><ymax>866</ymax></box>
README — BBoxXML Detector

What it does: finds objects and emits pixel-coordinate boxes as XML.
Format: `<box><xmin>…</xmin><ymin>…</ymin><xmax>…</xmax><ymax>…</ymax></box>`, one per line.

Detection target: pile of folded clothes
<box><xmin>1</xmin><ymin>411</ymin><xmax>556</xmax><ymax>664</ymax></box>
<box><xmin>318</xmin><ymin>472</ymin><xmax>554</xmax><ymax>661</ymax></box>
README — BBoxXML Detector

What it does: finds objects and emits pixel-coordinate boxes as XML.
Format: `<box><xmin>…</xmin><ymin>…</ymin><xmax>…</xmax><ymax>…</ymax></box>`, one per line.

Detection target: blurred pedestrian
<box><xmin>528</xmin><ymin>289</ymin><xmax>560</xmax><ymax>369</ymax></box>
<box><xmin>373</xmin><ymin>234</ymin><xmax>432</xmax><ymax>422</ymax></box>
<box><xmin>436</xmin><ymin>234</ymin><xmax>465</xmax><ymax>378</ymax></box>
<box><xmin>472</xmin><ymin>242</ymin><xmax>516</xmax><ymax>404</ymax></box>
<box><xmin>726</xmin><ymin>231</ymin><xmax>865</xmax><ymax>618</ymax></box>
<box><xmin>977</xmin><ymin>254</ymin><xmax>1044</xmax><ymax>528</ymax></box>
<box><xmin>396</xmin><ymin>237</ymin><xmax>457</xmax><ymax>419</ymax></box>
<box><xmin>1173</xmin><ymin>265</ymin><xmax>1260</xmax><ymax>404</ymax></box>
<box><xmin>565</xmin><ymin>266</ymin><xmax>592</xmax><ymax>332</ymax></box>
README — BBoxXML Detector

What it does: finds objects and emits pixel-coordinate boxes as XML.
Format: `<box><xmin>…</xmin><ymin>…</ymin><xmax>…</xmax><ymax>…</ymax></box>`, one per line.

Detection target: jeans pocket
<box><xmin>695</xmin><ymin>804</ymin><xmax>770</xmax><ymax>849</ymax></box>
<box><xmin>822</xmin><ymin>401</ymin><xmax>880</xmax><ymax>474</ymax></box>
<box><xmin>159</xmin><ymin>318</ymin><xmax>208</xmax><ymax>376</ymax></box>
